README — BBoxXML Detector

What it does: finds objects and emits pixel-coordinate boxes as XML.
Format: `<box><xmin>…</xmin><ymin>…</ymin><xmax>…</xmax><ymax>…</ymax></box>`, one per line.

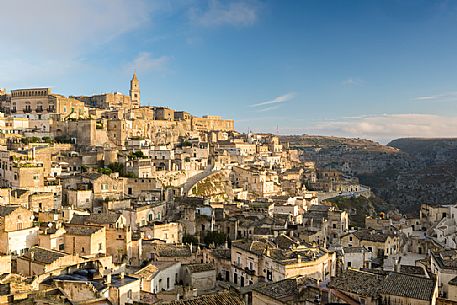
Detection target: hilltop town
<box><xmin>0</xmin><ymin>75</ymin><xmax>455</xmax><ymax>305</ymax></box>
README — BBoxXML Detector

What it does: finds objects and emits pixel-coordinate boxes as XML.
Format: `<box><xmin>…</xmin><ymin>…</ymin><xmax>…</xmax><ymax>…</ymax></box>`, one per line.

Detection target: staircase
<box><xmin>182</xmin><ymin>163</ymin><xmax>216</xmax><ymax>196</ymax></box>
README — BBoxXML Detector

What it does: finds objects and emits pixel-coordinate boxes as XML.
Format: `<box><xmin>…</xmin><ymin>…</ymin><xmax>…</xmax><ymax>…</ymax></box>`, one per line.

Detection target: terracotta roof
<box><xmin>155</xmin><ymin>244</ymin><xmax>191</xmax><ymax>257</ymax></box>
<box><xmin>379</xmin><ymin>272</ymin><xmax>436</xmax><ymax>301</ymax></box>
<box><xmin>211</xmin><ymin>248</ymin><xmax>231</xmax><ymax>259</ymax></box>
<box><xmin>64</xmin><ymin>224</ymin><xmax>104</xmax><ymax>236</ymax></box>
<box><xmin>70</xmin><ymin>213</ymin><xmax>120</xmax><ymax>225</ymax></box>
<box><xmin>328</xmin><ymin>269</ymin><xmax>383</xmax><ymax>298</ymax></box>
<box><xmin>232</xmin><ymin>240</ymin><xmax>268</xmax><ymax>256</ymax></box>
<box><xmin>352</xmin><ymin>229</ymin><xmax>394</xmax><ymax>243</ymax></box>
<box><xmin>253</xmin><ymin>277</ymin><xmax>317</xmax><ymax>301</ymax></box>
<box><xmin>0</xmin><ymin>205</ymin><xmax>20</xmax><ymax>217</ymax></box>
<box><xmin>23</xmin><ymin>247</ymin><xmax>66</xmax><ymax>264</ymax></box>
<box><xmin>330</xmin><ymin>269</ymin><xmax>436</xmax><ymax>301</ymax></box>
<box><xmin>399</xmin><ymin>265</ymin><xmax>426</xmax><ymax>276</ymax></box>
<box><xmin>162</xmin><ymin>291</ymin><xmax>244</xmax><ymax>305</ymax></box>
<box><xmin>184</xmin><ymin>263</ymin><xmax>214</xmax><ymax>273</ymax></box>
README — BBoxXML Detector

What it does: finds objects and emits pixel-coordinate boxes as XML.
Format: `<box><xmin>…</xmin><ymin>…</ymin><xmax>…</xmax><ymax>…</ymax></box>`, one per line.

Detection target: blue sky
<box><xmin>1</xmin><ymin>0</ymin><xmax>457</xmax><ymax>143</ymax></box>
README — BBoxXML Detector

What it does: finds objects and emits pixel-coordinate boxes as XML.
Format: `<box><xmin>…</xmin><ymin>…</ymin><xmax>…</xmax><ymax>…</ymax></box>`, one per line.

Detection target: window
<box><xmin>81</xmin><ymin>247</ymin><xmax>85</xmax><ymax>253</ymax></box>
<box><xmin>127</xmin><ymin>289</ymin><xmax>132</xmax><ymax>299</ymax></box>
<box><xmin>101</xmin><ymin>184</ymin><xmax>108</xmax><ymax>190</ymax></box>
<box><xmin>348</xmin><ymin>262</ymin><xmax>352</xmax><ymax>267</ymax></box>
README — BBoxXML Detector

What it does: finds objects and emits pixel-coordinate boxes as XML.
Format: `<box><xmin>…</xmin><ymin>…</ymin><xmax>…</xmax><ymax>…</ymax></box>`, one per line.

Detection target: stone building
<box><xmin>129</xmin><ymin>73</ymin><xmax>140</xmax><ymax>109</ymax></box>
<box><xmin>0</xmin><ymin>205</ymin><xmax>38</xmax><ymax>255</ymax></box>
<box><xmin>63</xmin><ymin>224</ymin><xmax>106</xmax><ymax>256</ymax></box>
<box><xmin>181</xmin><ymin>263</ymin><xmax>216</xmax><ymax>292</ymax></box>
<box><xmin>328</xmin><ymin>269</ymin><xmax>438</xmax><ymax>305</ymax></box>
<box><xmin>16</xmin><ymin>246</ymin><xmax>83</xmax><ymax>276</ymax></box>
<box><xmin>134</xmin><ymin>261</ymin><xmax>181</xmax><ymax>294</ymax></box>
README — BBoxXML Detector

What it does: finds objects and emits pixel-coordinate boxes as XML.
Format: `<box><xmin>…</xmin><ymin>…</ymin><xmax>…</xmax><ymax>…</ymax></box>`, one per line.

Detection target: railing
<box><xmin>244</xmin><ymin>267</ymin><xmax>255</xmax><ymax>275</ymax></box>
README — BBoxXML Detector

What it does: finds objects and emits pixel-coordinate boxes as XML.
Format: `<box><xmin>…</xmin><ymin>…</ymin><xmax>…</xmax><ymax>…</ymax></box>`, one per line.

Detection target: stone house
<box><xmin>341</xmin><ymin>229</ymin><xmax>400</xmax><ymax>259</ymax></box>
<box><xmin>16</xmin><ymin>246</ymin><xmax>83</xmax><ymax>277</ymax></box>
<box><xmin>70</xmin><ymin>213</ymin><xmax>129</xmax><ymax>264</ymax></box>
<box><xmin>203</xmin><ymin>247</ymin><xmax>231</xmax><ymax>282</ymax></box>
<box><xmin>107</xmin><ymin>273</ymin><xmax>141</xmax><ymax>305</ymax></box>
<box><xmin>250</xmin><ymin>277</ymin><xmax>320</xmax><ymax>305</ymax></box>
<box><xmin>134</xmin><ymin>261</ymin><xmax>181</xmax><ymax>294</ymax></box>
<box><xmin>0</xmin><ymin>205</ymin><xmax>39</xmax><ymax>255</ymax></box>
<box><xmin>342</xmin><ymin>246</ymin><xmax>372</xmax><ymax>270</ymax></box>
<box><xmin>328</xmin><ymin>269</ymin><xmax>438</xmax><ymax>305</ymax></box>
<box><xmin>181</xmin><ymin>263</ymin><xmax>216</xmax><ymax>292</ymax></box>
<box><xmin>63</xmin><ymin>224</ymin><xmax>106</xmax><ymax>256</ymax></box>
<box><xmin>141</xmin><ymin>222</ymin><xmax>181</xmax><ymax>244</ymax></box>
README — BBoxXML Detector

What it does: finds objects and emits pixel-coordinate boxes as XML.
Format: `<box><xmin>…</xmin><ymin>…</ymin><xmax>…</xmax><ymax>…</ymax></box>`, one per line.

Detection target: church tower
<box><xmin>129</xmin><ymin>72</ymin><xmax>140</xmax><ymax>108</ymax></box>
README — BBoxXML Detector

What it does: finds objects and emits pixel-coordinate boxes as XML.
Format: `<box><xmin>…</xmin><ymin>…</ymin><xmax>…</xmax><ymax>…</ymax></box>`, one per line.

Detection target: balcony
<box><xmin>244</xmin><ymin>267</ymin><xmax>255</xmax><ymax>276</ymax></box>
<box><xmin>23</xmin><ymin>108</ymin><xmax>32</xmax><ymax>113</ymax></box>
<box><xmin>35</xmin><ymin>107</ymin><xmax>44</xmax><ymax>113</ymax></box>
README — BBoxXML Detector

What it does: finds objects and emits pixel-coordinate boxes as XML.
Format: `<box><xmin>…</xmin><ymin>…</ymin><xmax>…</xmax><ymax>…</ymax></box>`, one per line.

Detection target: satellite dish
<box><xmin>48</xmin><ymin>223</ymin><xmax>53</xmax><ymax>228</ymax></box>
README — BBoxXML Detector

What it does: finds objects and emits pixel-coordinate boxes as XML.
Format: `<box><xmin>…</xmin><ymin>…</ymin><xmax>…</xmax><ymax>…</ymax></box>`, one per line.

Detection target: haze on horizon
<box><xmin>1</xmin><ymin>0</ymin><xmax>457</xmax><ymax>143</ymax></box>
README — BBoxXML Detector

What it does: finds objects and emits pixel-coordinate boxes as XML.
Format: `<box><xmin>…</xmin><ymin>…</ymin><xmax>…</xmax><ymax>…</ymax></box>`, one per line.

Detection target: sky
<box><xmin>1</xmin><ymin>0</ymin><xmax>457</xmax><ymax>143</ymax></box>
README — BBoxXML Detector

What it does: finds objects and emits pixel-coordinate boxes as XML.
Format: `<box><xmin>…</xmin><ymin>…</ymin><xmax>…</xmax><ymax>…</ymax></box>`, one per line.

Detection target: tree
<box><xmin>131</xmin><ymin>151</ymin><xmax>144</xmax><ymax>159</ymax></box>
<box><xmin>108</xmin><ymin>162</ymin><xmax>125</xmax><ymax>175</ymax></box>
<box><xmin>203</xmin><ymin>231</ymin><xmax>228</xmax><ymax>247</ymax></box>
<box><xmin>97</xmin><ymin>167</ymin><xmax>112</xmax><ymax>175</ymax></box>
<box><xmin>182</xmin><ymin>234</ymin><xmax>198</xmax><ymax>245</ymax></box>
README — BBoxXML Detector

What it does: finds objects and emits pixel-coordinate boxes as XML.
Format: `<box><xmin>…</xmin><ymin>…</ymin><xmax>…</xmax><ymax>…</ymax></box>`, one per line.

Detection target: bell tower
<box><xmin>129</xmin><ymin>72</ymin><xmax>140</xmax><ymax>108</ymax></box>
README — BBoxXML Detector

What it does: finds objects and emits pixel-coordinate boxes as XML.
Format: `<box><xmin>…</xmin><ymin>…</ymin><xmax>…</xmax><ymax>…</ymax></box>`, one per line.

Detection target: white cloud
<box><xmin>256</xmin><ymin>105</ymin><xmax>281</xmax><ymax>112</ymax></box>
<box><xmin>190</xmin><ymin>0</ymin><xmax>259</xmax><ymax>27</ymax></box>
<box><xmin>250</xmin><ymin>92</ymin><xmax>295</xmax><ymax>108</ymax></box>
<box><xmin>414</xmin><ymin>91</ymin><xmax>457</xmax><ymax>101</ymax></box>
<box><xmin>309</xmin><ymin>113</ymin><xmax>457</xmax><ymax>143</ymax></box>
<box><xmin>1</xmin><ymin>0</ymin><xmax>153</xmax><ymax>56</ymax></box>
<box><xmin>127</xmin><ymin>52</ymin><xmax>172</xmax><ymax>74</ymax></box>
<box><xmin>0</xmin><ymin>0</ymin><xmax>156</xmax><ymax>86</ymax></box>
<box><xmin>342</xmin><ymin>78</ymin><xmax>364</xmax><ymax>86</ymax></box>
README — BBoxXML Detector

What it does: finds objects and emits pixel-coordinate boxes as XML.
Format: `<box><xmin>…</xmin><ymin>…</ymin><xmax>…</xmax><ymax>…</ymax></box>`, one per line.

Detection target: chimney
<box><xmin>394</xmin><ymin>257</ymin><xmax>401</xmax><ymax>273</ymax></box>
<box><xmin>297</xmin><ymin>254</ymin><xmax>302</xmax><ymax>264</ymax></box>
<box><xmin>120</xmin><ymin>272</ymin><xmax>125</xmax><ymax>279</ymax></box>
<box><xmin>106</xmin><ymin>273</ymin><xmax>112</xmax><ymax>284</ymax></box>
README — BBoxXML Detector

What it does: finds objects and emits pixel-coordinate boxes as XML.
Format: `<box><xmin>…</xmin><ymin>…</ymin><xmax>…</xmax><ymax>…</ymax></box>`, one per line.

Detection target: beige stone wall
<box><xmin>55</xmin><ymin>281</ymin><xmax>100</xmax><ymax>302</ymax></box>
<box><xmin>64</xmin><ymin>226</ymin><xmax>106</xmax><ymax>256</ymax></box>
<box><xmin>191</xmin><ymin>117</ymin><xmax>234</xmax><ymax>132</ymax></box>
<box><xmin>11</xmin><ymin>88</ymin><xmax>51</xmax><ymax>114</ymax></box>
<box><xmin>252</xmin><ymin>292</ymin><xmax>282</xmax><ymax>305</ymax></box>
<box><xmin>0</xmin><ymin>255</ymin><xmax>11</xmax><ymax>274</ymax></box>
<box><xmin>28</xmin><ymin>192</ymin><xmax>54</xmax><ymax>212</ymax></box>
<box><xmin>1</xmin><ymin>207</ymin><xmax>34</xmax><ymax>232</ymax></box>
